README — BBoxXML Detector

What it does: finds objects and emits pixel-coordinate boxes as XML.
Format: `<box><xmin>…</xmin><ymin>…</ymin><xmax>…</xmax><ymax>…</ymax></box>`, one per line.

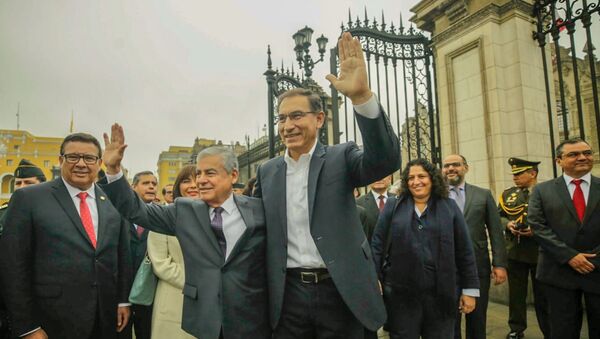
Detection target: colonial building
<box><xmin>0</xmin><ymin>129</ymin><xmax>62</xmax><ymax>203</ymax></box>
<box><xmin>156</xmin><ymin>137</ymin><xmax>246</xmax><ymax>195</ymax></box>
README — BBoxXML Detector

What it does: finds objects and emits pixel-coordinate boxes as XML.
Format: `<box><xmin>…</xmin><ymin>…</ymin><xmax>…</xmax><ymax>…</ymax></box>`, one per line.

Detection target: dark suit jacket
<box><xmin>462</xmin><ymin>183</ymin><xmax>507</xmax><ymax>277</ymax></box>
<box><xmin>0</xmin><ymin>179</ymin><xmax>131</xmax><ymax>339</ymax></box>
<box><xmin>128</xmin><ymin>222</ymin><xmax>149</xmax><ymax>272</ymax></box>
<box><xmin>102</xmin><ymin>176</ymin><xmax>270</xmax><ymax>339</ymax></box>
<box><xmin>529</xmin><ymin>175</ymin><xmax>600</xmax><ymax>293</ymax></box>
<box><xmin>254</xmin><ymin>109</ymin><xmax>400</xmax><ymax>331</ymax></box>
<box><xmin>356</xmin><ymin>191</ymin><xmax>395</xmax><ymax>242</ymax></box>
<box><xmin>371</xmin><ymin>195</ymin><xmax>479</xmax><ymax>327</ymax></box>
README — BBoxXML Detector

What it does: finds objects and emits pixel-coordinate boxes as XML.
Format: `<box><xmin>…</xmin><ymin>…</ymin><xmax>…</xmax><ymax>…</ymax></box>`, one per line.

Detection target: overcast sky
<box><xmin>0</xmin><ymin>0</ymin><xmax>414</xmax><ymax>176</ymax></box>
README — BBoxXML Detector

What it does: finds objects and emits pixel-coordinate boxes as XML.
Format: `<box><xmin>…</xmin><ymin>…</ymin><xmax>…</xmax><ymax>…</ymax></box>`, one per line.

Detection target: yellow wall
<box><xmin>0</xmin><ymin>129</ymin><xmax>62</xmax><ymax>203</ymax></box>
<box><xmin>156</xmin><ymin>146</ymin><xmax>194</xmax><ymax>198</ymax></box>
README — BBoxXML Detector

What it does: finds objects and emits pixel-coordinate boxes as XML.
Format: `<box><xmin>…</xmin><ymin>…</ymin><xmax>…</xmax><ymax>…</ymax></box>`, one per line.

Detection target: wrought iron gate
<box><xmin>533</xmin><ymin>0</ymin><xmax>600</xmax><ymax>177</ymax></box>
<box><xmin>330</xmin><ymin>11</ymin><xmax>441</xmax><ymax>166</ymax></box>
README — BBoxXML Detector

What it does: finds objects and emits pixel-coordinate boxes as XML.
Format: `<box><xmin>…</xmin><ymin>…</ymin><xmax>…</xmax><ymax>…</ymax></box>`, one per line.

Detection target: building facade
<box><xmin>0</xmin><ymin>129</ymin><xmax>62</xmax><ymax>203</ymax></box>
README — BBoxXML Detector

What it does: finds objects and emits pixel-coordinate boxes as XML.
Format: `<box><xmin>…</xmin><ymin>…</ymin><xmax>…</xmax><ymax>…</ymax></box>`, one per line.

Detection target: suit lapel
<box><xmin>554</xmin><ymin>177</ymin><xmax>581</xmax><ymax>224</ymax></box>
<box><xmin>463</xmin><ymin>183</ymin><xmax>474</xmax><ymax>216</ymax></box>
<box><xmin>225</xmin><ymin>195</ymin><xmax>255</xmax><ymax>266</ymax></box>
<box><xmin>308</xmin><ymin>143</ymin><xmax>326</xmax><ymax>224</ymax></box>
<box><xmin>51</xmin><ymin>179</ymin><xmax>96</xmax><ymax>249</ymax></box>
<box><xmin>583</xmin><ymin>176</ymin><xmax>600</xmax><ymax>224</ymax></box>
<box><xmin>274</xmin><ymin>158</ymin><xmax>288</xmax><ymax>239</ymax></box>
<box><xmin>366</xmin><ymin>191</ymin><xmax>379</xmax><ymax>216</ymax></box>
<box><xmin>191</xmin><ymin>202</ymin><xmax>223</xmax><ymax>256</ymax></box>
<box><xmin>94</xmin><ymin>185</ymin><xmax>111</xmax><ymax>250</ymax></box>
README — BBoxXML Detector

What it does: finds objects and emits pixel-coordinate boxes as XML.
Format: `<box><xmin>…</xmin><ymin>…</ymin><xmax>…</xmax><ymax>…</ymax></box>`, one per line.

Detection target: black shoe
<box><xmin>506</xmin><ymin>332</ymin><xmax>524</xmax><ymax>339</ymax></box>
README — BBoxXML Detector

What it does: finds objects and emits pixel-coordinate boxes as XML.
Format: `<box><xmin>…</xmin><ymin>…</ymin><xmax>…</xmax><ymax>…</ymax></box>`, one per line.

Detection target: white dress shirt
<box><xmin>371</xmin><ymin>190</ymin><xmax>389</xmax><ymax>207</ymax></box>
<box><xmin>285</xmin><ymin>94</ymin><xmax>381</xmax><ymax>269</ymax></box>
<box><xmin>62</xmin><ymin>178</ymin><xmax>99</xmax><ymax>237</ymax></box>
<box><xmin>209</xmin><ymin>194</ymin><xmax>247</xmax><ymax>260</ymax></box>
<box><xmin>563</xmin><ymin>172</ymin><xmax>592</xmax><ymax>204</ymax></box>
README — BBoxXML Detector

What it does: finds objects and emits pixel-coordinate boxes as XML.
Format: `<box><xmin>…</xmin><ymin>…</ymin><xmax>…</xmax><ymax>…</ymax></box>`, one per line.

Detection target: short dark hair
<box><xmin>132</xmin><ymin>171</ymin><xmax>156</xmax><ymax>186</ymax></box>
<box><xmin>173</xmin><ymin>165</ymin><xmax>197</xmax><ymax>199</ymax></box>
<box><xmin>399</xmin><ymin>158</ymin><xmax>449</xmax><ymax>199</ymax></box>
<box><xmin>60</xmin><ymin>133</ymin><xmax>102</xmax><ymax>158</ymax></box>
<box><xmin>162</xmin><ymin>184</ymin><xmax>173</xmax><ymax>196</ymax></box>
<box><xmin>242</xmin><ymin>176</ymin><xmax>257</xmax><ymax>197</ymax></box>
<box><xmin>277</xmin><ymin>88</ymin><xmax>323</xmax><ymax>113</ymax></box>
<box><xmin>555</xmin><ymin>138</ymin><xmax>590</xmax><ymax>157</ymax></box>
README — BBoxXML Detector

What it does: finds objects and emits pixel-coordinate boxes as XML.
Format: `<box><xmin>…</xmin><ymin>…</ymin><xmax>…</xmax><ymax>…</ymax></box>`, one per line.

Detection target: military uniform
<box><xmin>498</xmin><ymin>158</ymin><xmax>550</xmax><ymax>339</ymax></box>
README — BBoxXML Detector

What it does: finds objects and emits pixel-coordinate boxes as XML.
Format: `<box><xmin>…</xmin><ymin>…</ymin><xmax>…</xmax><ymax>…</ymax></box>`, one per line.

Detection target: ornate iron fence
<box><xmin>330</xmin><ymin>10</ymin><xmax>440</xmax><ymax>167</ymax></box>
<box><xmin>533</xmin><ymin>0</ymin><xmax>600</xmax><ymax>176</ymax></box>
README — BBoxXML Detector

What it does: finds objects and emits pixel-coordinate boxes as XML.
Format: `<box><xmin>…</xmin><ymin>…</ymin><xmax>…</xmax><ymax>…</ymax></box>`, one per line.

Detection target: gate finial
<box><xmin>267</xmin><ymin>45</ymin><xmax>272</xmax><ymax>70</ymax></box>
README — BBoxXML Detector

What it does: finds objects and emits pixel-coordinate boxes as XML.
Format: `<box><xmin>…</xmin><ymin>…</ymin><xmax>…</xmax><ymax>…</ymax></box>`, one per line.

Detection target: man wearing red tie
<box><xmin>0</xmin><ymin>133</ymin><xmax>132</xmax><ymax>339</ymax></box>
<box><xmin>356</xmin><ymin>175</ymin><xmax>393</xmax><ymax>243</ymax></box>
<box><xmin>118</xmin><ymin>171</ymin><xmax>157</xmax><ymax>339</ymax></box>
<box><xmin>529</xmin><ymin>138</ymin><xmax>600</xmax><ymax>338</ymax></box>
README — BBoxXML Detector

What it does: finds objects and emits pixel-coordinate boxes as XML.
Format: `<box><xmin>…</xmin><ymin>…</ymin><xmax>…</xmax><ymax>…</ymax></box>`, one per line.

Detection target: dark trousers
<box><xmin>544</xmin><ymin>283</ymin><xmax>600</xmax><ymax>339</ymax></box>
<box><xmin>117</xmin><ymin>304</ymin><xmax>152</xmax><ymax>339</ymax></box>
<box><xmin>364</xmin><ymin>328</ymin><xmax>378</xmax><ymax>339</ymax></box>
<box><xmin>272</xmin><ymin>273</ymin><xmax>363</xmax><ymax>339</ymax></box>
<box><xmin>507</xmin><ymin>260</ymin><xmax>550</xmax><ymax>337</ymax></box>
<box><xmin>388</xmin><ymin>291</ymin><xmax>455</xmax><ymax>339</ymax></box>
<box><xmin>454</xmin><ymin>275</ymin><xmax>490</xmax><ymax>339</ymax></box>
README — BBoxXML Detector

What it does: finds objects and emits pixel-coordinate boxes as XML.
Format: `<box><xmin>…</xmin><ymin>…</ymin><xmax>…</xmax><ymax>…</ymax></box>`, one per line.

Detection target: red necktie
<box><xmin>136</xmin><ymin>225</ymin><xmax>145</xmax><ymax>238</ymax></box>
<box><xmin>77</xmin><ymin>192</ymin><xmax>97</xmax><ymax>248</ymax></box>
<box><xmin>572</xmin><ymin>179</ymin><xmax>586</xmax><ymax>222</ymax></box>
<box><xmin>378</xmin><ymin>195</ymin><xmax>385</xmax><ymax>212</ymax></box>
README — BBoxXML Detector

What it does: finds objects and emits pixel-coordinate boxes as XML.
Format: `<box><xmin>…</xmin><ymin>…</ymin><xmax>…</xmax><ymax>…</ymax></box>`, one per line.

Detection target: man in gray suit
<box><xmin>254</xmin><ymin>32</ymin><xmax>400</xmax><ymax>339</ymax></box>
<box><xmin>442</xmin><ymin>154</ymin><xmax>508</xmax><ymax>339</ymax></box>
<box><xmin>529</xmin><ymin>138</ymin><xmax>600</xmax><ymax>338</ymax></box>
<box><xmin>101</xmin><ymin>134</ymin><xmax>269</xmax><ymax>339</ymax></box>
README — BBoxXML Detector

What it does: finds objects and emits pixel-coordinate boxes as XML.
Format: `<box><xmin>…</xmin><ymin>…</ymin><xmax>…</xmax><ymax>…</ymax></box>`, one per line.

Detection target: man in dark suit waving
<box><xmin>442</xmin><ymin>154</ymin><xmax>508</xmax><ymax>339</ymax></box>
<box><xmin>254</xmin><ymin>32</ymin><xmax>400</xmax><ymax>339</ymax></box>
<box><xmin>0</xmin><ymin>133</ymin><xmax>132</xmax><ymax>339</ymax></box>
<box><xmin>101</xmin><ymin>133</ymin><xmax>270</xmax><ymax>339</ymax></box>
<box><xmin>529</xmin><ymin>138</ymin><xmax>600</xmax><ymax>338</ymax></box>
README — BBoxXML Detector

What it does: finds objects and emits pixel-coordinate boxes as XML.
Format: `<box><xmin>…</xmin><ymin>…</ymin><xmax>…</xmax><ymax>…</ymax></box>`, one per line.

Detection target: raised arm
<box><xmin>101</xmin><ymin>123</ymin><xmax>176</xmax><ymax>235</ymax></box>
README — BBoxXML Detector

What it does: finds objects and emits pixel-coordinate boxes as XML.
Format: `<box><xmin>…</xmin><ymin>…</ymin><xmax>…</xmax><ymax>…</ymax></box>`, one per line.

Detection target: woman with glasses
<box><xmin>147</xmin><ymin>165</ymin><xmax>198</xmax><ymax>339</ymax></box>
<box><xmin>371</xmin><ymin>159</ymin><xmax>479</xmax><ymax>339</ymax></box>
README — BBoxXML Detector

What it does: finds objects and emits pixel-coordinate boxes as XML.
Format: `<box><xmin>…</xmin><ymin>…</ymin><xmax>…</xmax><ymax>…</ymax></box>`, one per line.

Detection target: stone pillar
<box><xmin>411</xmin><ymin>0</ymin><xmax>555</xmax><ymax>194</ymax></box>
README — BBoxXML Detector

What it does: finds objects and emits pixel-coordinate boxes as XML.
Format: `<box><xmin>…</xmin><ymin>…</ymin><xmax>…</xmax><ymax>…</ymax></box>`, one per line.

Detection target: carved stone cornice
<box><xmin>413</xmin><ymin>0</ymin><xmax>534</xmax><ymax>46</ymax></box>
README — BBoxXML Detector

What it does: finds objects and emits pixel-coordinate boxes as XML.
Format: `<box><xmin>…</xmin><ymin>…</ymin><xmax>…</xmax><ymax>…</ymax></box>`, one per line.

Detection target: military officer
<box><xmin>0</xmin><ymin>159</ymin><xmax>46</xmax><ymax>339</ymax></box>
<box><xmin>498</xmin><ymin>158</ymin><xmax>550</xmax><ymax>339</ymax></box>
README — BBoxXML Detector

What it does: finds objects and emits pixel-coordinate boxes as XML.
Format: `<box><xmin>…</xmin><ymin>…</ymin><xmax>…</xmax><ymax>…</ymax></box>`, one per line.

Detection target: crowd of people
<box><xmin>0</xmin><ymin>32</ymin><xmax>598</xmax><ymax>339</ymax></box>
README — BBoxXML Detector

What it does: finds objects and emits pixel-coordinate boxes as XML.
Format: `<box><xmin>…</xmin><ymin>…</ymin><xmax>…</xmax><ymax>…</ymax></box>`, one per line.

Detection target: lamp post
<box><xmin>293</xmin><ymin>26</ymin><xmax>328</xmax><ymax>79</ymax></box>
<box><xmin>245</xmin><ymin>134</ymin><xmax>251</xmax><ymax>180</ymax></box>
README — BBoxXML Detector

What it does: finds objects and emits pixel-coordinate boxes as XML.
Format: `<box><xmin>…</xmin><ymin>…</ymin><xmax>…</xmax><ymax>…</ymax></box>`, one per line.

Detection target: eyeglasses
<box><xmin>61</xmin><ymin>153</ymin><xmax>100</xmax><ymax>164</ymax></box>
<box><xmin>275</xmin><ymin>111</ymin><xmax>316</xmax><ymax>124</ymax></box>
<box><xmin>560</xmin><ymin>150</ymin><xmax>594</xmax><ymax>159</ymax></box>
<box><xmin>442</xmin><ymin>162</ymin><xmax>464</xmax><ymax>169</ymax></box>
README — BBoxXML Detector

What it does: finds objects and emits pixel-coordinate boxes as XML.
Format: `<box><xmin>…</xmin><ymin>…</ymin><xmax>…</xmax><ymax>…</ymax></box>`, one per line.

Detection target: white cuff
<box><xmin>353</xmin><ymin>93</ymin><xmax>380</xmax><ymax>119</ymax></box>
<box><xmin>118</xmin><ymin>303</ymin><xmax>131</xmax><ymax>307</ymax></box>
<box><xmin>20</xmin><ymin>327</ymin><xmax>41</xmax><ymax>337</ymax></box>
<box><xmin>106</xmin><ymin>170</ymin><xmax>124</xmax><ymax>183</ymax></box>
<box><xmin>462</xmin><ymin>288</ymin><xmax>480</xmax><ymax>297</ymax></box>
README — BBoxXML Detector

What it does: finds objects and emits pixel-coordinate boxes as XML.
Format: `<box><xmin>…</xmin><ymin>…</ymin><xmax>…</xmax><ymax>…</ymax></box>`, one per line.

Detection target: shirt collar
<box><xmin>450</xmin><ymin>181</ymin><xmax>466</xmax><ymax>191</ymax></box>
<box><xmin>210</xmin><ymin>192</ymin><xmax>235</xmax><ymax>216</ymax></box>
<box><xmin>563</xmin><ymin>172</ymin><xmax>592</xmax><ymax>185</ymax></box>
<box><xmin>62</xmin><ymin>177</ymin><xmax>96</xmax><ymax>200</ymax></box>
<box><xmin>284</xmin><ymin>138</ymin><xmax>318</xmax><ymax>165</ymax></box>
<box><xmin>371</xmin><ymin>190</ymin><xmax>388</xmax><ymax>201</ymax></box>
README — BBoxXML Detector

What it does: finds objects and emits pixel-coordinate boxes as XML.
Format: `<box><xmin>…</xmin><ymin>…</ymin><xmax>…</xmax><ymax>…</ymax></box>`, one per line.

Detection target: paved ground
<box><xmin>377</xmin><ymin>301</ymin><xmax>590</xmax><ymax>338</ymax></box>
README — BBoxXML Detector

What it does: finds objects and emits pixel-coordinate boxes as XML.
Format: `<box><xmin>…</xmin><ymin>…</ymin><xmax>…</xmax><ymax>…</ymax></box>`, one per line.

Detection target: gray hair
<box><xmin>196</xmin><ymin>146</ymin><xmax>238</xmax><ymax>174</ymax></box>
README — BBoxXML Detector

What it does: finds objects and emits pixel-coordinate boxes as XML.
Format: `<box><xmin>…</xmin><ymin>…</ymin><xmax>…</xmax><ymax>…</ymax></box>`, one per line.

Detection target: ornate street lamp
<box><xmin>292</xmin><ymin>26</ymin><xmax>328</xmax><ymax>78</ymax></box>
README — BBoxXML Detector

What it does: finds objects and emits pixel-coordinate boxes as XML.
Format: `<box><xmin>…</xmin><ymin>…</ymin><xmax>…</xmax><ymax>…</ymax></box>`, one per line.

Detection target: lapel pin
<box><xmin>100</xmin><ymin>196</ymin><xmax>106</xmax><ymax>201</ymax></box>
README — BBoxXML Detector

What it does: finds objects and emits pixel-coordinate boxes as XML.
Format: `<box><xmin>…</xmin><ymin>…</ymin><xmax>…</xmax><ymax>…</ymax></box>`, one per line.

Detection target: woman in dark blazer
<box><xmin>371</xmin><ymin>158</ymin><xmax>479</xmax><ymax>339</ymax></box>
